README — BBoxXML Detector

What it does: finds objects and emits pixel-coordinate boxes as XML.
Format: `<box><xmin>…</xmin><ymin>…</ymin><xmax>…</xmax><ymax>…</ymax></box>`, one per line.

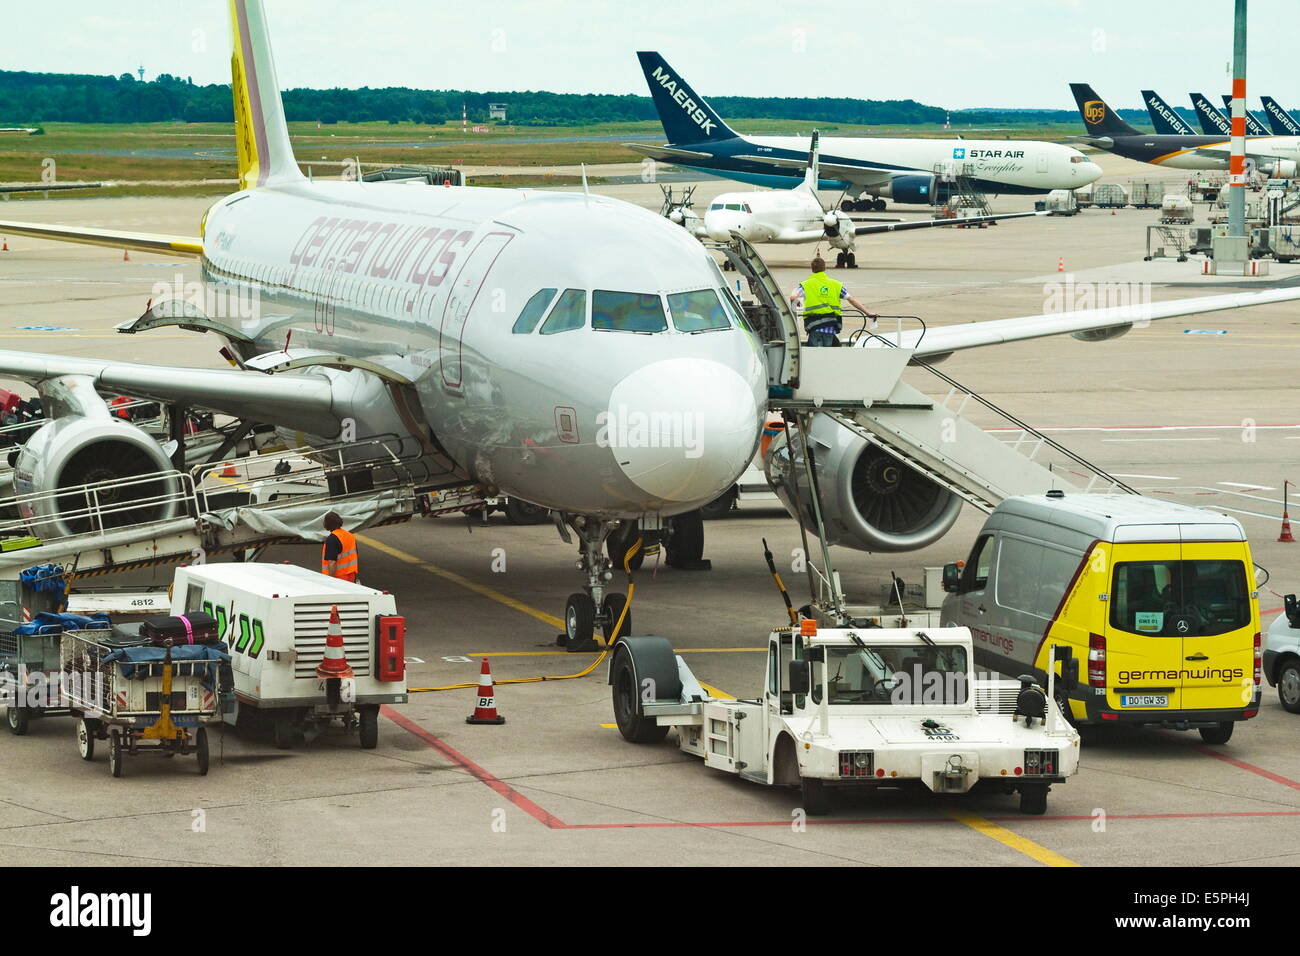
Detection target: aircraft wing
<box><xmin>853</xmin><ymin>211</ymin><xmax>1040</xmax><ymax>236</ymax></box>
<box><xmin>732</xmin><ymin>153</ymin><xmax>897</xmax><ymax>186</ymax></box>
<box><xmin>874</xmin><ymin>287</ymin><xmax>1300</xmax><ymax>359</ymax></box>
<box><xmin>0</xmin><ymin>182</ymin><xmax>105</xmax><ymax>196</ymax></box>
<box><xmin>0</xmin><ymin>218</ymin><xmax>202</xmax><ymax>257</ymax></box>
<box><xmin>0</xmin><ymin>352</ymin><xmax>337</xmax><ymax>434</ymax></box>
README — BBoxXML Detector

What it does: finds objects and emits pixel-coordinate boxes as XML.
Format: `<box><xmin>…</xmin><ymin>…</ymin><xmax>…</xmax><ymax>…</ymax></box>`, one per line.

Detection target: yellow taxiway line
<box><xmin>944</xmin><ymin>808</ymin><xmax>1079</xmax><ymax>867</ymax></box>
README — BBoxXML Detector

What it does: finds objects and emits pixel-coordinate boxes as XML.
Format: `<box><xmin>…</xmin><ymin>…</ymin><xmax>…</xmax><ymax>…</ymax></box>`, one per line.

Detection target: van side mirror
<box><xmin>942</xmin><ymin>563</ymin><xmax>961</xmax><ymax>593</ymax></box>
<box><xmin>788</xmin><ymin>660</ymin><xmax>811</xmax><ymax>696</ymax></box>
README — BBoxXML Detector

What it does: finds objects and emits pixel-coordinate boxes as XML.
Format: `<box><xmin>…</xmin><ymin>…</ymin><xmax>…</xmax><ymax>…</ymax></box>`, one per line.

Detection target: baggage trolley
<box><xmin>1</xmin><ymin>623</ymin><xmax>108</xmax><ymax>735</ymax></box>
<box><xmin>60</xmin><ymin>632</ymin><xmax>226</xmax><ymax>777</ymax></box>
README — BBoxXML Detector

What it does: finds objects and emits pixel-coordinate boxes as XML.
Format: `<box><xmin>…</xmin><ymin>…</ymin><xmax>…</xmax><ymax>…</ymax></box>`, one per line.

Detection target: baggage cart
<box><xmin>1</xmin><ymin>620</ymin><xmax>109</xmax><ymax>734</ymax></box>
<box><xmin>60</xmin><ymin>632</ymin><xmax>228</xmax><ymax>777</ymax></box>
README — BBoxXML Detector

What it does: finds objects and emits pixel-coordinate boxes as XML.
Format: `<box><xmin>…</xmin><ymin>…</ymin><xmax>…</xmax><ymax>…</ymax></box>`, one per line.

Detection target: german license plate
<box><xmin>1120</xmin><ymin>694</ymin><xmax>1168</xmax><ymax>707</ymax></box>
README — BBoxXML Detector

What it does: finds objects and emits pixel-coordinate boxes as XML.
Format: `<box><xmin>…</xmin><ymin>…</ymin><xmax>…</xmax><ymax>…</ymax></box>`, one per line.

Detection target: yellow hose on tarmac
<box><xmin>409</xmin><ymin>537</ymin><xmax>642</xmax><ymax>692</ymax></box>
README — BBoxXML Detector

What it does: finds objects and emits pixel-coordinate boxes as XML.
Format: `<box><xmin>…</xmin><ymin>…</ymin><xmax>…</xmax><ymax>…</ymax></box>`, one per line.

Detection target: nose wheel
<box><xmin>834</xmin><ymin>251</ymin><xmax>857</xmax><ymax>269</ymax></box>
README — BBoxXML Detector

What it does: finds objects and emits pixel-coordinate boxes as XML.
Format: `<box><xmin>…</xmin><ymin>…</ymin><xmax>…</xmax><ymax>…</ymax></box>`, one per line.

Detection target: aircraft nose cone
<box><xmin>606</xmin><ymin>357</ymin><xmax>762</xmax><ymax>505</ymax></box>
<box><xmin>704</xmin><ymin>212</ymin><xmax>750</xmax><ymax>242</ymax></box>
<box><xmin>1079</xmin><ymin>160</ymin><xmax>1103</xmax><ymax>183</ymax></box>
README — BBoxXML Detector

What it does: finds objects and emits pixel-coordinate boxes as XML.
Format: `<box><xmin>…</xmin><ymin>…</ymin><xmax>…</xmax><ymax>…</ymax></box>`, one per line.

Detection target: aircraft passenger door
<box><xmin>1036</xmin><ymin>152</ymin><xmax>1049</xmax><ymax>175</ymax></box>
<box><xmin>439</xmin><ymin>231</ymin><xmax>514</xmax><ymax>390</ymax></box>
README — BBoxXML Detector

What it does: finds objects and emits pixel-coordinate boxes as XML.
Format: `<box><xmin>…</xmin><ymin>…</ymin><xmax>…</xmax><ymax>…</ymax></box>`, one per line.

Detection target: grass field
<box><xmin>0</xmin><ymin>118</ymin><xmax>1088</xmax><ymax>198</ymax></box>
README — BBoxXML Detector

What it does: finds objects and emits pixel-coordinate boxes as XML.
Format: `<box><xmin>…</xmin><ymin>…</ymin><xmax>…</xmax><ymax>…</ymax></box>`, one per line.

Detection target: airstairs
<box><xmin>0</xmin><ymin>437</ymin><xmax>485</xmax><ymax>583</ymax></box>
<box><xmin>721</xmin><ymin>236</ymin><xmax>1136</xmax><ymax>518</ymax></box>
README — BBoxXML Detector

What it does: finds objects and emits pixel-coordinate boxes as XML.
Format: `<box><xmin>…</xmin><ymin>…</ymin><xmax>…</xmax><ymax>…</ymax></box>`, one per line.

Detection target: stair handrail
<box><xmin>848</xmin><ymin>320</ymin><xmax>1139</xmax><ymax>497</ymax></box>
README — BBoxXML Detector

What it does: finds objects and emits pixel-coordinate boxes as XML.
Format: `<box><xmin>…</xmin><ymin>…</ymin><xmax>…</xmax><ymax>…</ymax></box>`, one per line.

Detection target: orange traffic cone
<box><xmin>1</xmin><ymin>237</ymin><xmax>8</xmax><ymax>251</ymax></box>
<box><xmin>221</xmin><ymin>462</ymin><xmax>238</xmax><ymax>478</ymax></box>
<box><xmin>466</xmin><ymin>657</ymin><xmax>506</xmax><ymax>725</ymax></box>
<box><xmin>1281</xmin><ymin>511</ymin><xmax>1295</xmax><ymax>543</ymax></box>
<box><xmin>1056</xmin><ymin>256</ymin><xmax>1064</xmax><ymax>273</ymax></box>
<box><xmin>316</xmin><ymin>605</ymin><xmax>355</xmax><ymax>679</ymax></box>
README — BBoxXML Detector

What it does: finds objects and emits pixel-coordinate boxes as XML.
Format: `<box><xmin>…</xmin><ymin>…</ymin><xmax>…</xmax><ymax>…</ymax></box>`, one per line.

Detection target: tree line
<box><xmin>0</xmin><ymin>69</ymin><xmax>1152</xmax><ymax>129</ymax></box>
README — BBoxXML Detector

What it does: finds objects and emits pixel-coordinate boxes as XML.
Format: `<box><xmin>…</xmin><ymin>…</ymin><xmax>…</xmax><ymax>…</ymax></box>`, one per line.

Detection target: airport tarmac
<box><xmin>0</xmin><ymin>151</ymin><xmax>1298</xmax><ymax>866</ymax></box>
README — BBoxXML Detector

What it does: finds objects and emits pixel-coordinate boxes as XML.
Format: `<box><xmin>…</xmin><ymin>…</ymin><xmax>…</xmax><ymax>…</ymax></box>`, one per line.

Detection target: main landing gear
<box><xmin>554</xmin><ymin>510</ymin><xmax>710</xmax><ymax>652</ymax></box>
<box><xmin>840</xmin><ymin>197</ymin><xmax>887</xmax><ymax>213</ymax></box>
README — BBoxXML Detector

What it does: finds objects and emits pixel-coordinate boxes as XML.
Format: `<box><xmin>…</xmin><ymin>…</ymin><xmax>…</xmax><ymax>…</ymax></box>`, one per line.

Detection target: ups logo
<box><xmin>1083</xmin><ymin>100</ymin><xmax>1106</xmax><ymax>123</ymax></box>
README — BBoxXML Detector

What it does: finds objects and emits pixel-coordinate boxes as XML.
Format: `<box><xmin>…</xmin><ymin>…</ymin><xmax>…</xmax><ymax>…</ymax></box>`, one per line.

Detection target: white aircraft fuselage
<box><xmin>201</xmin><ymin>180</ymin><xmax>769</xmax><ymax>520</ymax></box>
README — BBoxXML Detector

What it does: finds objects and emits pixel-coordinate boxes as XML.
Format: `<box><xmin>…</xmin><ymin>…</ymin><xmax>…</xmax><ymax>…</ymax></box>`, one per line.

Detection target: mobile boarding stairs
<box><xmin>718</xmin><ymin>235</ymin><xmax>1137</xmax><ymax>624</ymax></box>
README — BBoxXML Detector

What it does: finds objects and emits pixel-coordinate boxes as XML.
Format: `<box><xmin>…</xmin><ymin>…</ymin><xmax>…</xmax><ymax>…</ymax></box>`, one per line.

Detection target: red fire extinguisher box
<box><xmin>375</xmin><ymin>615</ymin><xmax>405</xmax><ymax>682</ymax></box>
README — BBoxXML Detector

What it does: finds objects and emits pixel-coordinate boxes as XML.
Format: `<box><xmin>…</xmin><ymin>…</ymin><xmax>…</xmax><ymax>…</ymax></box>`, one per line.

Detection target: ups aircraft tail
<box><xmin>637</xmin><ymin>52</ymin><xmax>739</xmax><ymax>145</ymax></box>
<box><xmin>1069</xmin><ymin>83</ymin><xmax>1139</xmax><ymax>137</ymax></box>
<box><xmin>229</xmin><ymin>0</ymin><xmax>302</xmax><ymax>189</ymax></box>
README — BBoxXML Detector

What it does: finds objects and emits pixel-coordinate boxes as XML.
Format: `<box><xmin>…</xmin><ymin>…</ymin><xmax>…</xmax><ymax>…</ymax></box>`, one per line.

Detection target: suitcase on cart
<box><xmin>138</xmin><ymin>612</ymin><xmax>220</xmax><ymax>646</ymax></box>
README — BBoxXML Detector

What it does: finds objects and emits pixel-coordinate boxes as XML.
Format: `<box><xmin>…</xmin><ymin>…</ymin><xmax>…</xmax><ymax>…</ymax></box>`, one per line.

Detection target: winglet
<box><xmin>230</xmin><ymin>0</ymin><xmax>302</xmax><ymax>189</ymax></box>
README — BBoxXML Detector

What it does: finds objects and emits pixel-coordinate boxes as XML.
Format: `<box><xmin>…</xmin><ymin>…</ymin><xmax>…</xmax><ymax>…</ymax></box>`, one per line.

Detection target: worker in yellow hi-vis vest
<box><xmin>789</xmin><ymin>256</ymin><xmax>877</xmax><ymax>347</ymax></box>
<box><xmin>321</xmin><ymin>511</ymin><xmax>360</xmax><ymax>583</ymax></box>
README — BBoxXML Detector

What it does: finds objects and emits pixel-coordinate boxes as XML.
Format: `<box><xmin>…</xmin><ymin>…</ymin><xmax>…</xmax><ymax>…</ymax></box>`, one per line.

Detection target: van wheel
<box><xmin>800</xmin><ymin>776</ymin><xmax>829</xmax><ymax>816</ymax></box>
<box><xmin>1019</xmin><ymin>783</ymin><xmax>1048</xmax><ymax>815</ymax></box>
<box><xmin>1198</xmin><ymin>722</ymin><xmax>1234</xmax><ymax>745</ymax></box>
<box><xmin>1279</xmin><ymin>661</ymin><xmax>1300</xmax><ymax>714</ymax></box>
<box><xmin>1053</xmin><ymin>684</ymin><xmax>1077</xmax><ymax>727</ymax></box>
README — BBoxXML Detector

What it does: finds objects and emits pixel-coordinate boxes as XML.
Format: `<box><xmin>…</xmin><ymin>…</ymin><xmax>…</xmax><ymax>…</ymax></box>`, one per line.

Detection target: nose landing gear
<box><xmin>557</xmin><ymin>515</ymin><xmax>639</xmax><ymax>652</ymax></box>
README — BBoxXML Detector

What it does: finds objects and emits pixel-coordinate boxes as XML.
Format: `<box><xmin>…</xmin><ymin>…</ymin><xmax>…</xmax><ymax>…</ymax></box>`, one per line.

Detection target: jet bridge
<box><xmin>0</xmin><ymin>438</ymin><xmax>486</xmax><ymax>584</ymax></box>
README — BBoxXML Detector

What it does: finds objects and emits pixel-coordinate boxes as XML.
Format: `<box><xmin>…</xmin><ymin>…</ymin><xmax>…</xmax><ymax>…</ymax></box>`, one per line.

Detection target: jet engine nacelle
<box><xmin>14</xmin><ymin>415</ymin><xmax>179</xmax><ymax>538</ymax></box>
<box><xmin>1264</xmin><ymin>159</ymin><xmax>1298</xmax><ymax>179</ymax></box>
<box><xmin>879</xmin><ymin>174</ymin><xmax>944</xmax><ymax>206</ymax></box>
<box><xmin>764</xmin><ymin>413</ymin><xmax>962</xmax><ymax>552</ymax></box>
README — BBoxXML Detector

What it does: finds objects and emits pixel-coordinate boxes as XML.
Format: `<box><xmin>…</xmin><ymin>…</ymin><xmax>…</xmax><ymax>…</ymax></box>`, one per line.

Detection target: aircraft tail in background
<box><xmin>1189</xmin><ymin>93</ymin><xmax>1232</xmax><ymax>136</ymax></box>
<box><xmin>1141</xmin><ymin>90</ymin><xmax>1195</xmax><ymax>135</ymax></box>
<box><xmin>1261</xmin><ymin>96</ymin><xmax>1300</xmax><ymax>136</ymax></box>
<box><xmin>1219</xmin><ymin>94</ymin><xmax>1269</xmax><ymax>136</ymax></box>
<box><xmin>1069</xmin><ymin>83</ymin><xmax>1140</xmax><ymax>137</ymax></box>
<box><xmin>636</xmin><ymin>51</ymin><xmax>739</xmax><ymax>145</ymax></box>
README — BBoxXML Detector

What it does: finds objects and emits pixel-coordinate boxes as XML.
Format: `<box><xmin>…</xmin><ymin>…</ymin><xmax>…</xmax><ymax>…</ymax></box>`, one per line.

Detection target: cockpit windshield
<box><xmin>592</xmin><ymin>290</ymin><xmax>668</xmax><ymax>333</ymax></box>
<box><xmin>819</xmin><ymin>644</ymin><xmax>969</xmax><ymax>705</ymax></box>
<box><xmin>667</xmin><ymin>289</ymin><xmax>730</xmax><ymax>332</ymax></box>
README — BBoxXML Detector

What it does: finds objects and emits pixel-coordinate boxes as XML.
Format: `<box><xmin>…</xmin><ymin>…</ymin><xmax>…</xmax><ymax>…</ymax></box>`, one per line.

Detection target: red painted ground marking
<box><xmin>381</xmin><ymin>705</ymin><xmax>566</xmax><ymax>829</ymax></box>
<box><xmin>385</xmin><ymin>709</ymin><xmax>1300</xmax><ymax>831</ymax></box>
<box><xmin>1192</xmin><ymin>744</ymin><xmax>1300</xmax><ymax>791</ymax></box>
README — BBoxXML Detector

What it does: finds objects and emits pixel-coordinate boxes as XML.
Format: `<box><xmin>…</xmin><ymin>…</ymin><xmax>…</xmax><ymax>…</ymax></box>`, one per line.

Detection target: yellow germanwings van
<box><xmin>940</xmin><ymin>492</ymin><xmax>1261</xmax><ymax>744</ymax></box>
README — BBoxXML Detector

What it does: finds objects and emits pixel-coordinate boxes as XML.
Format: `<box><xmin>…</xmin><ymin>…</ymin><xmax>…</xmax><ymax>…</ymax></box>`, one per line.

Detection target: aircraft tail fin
<box><xmin>1221</xmin><ymin>94</ymin><xmax>1269</xmax><ymax>136</ymax></box>
<box><xmin>229</xmin><ymin>0</ymin><xmax>302</xmax><ymax>189</ymax></box>
<box><xmin>1069</xmin><ymin>84</ymin><xmax>1139</xmax><ymax>137</ymax></box>
<box><xmin>1261</xmin><ymin>96</ymin><xmax>1300</xmax><ymax>135</ymax></box>
<box><xmin>636</xmin><ymin>52</ymin><xmax>738</xmax><ymax>145</ymax></box>
<box><xmin>796</xmin><ymin>130</ymin><xmax>821</xmax><ymax>195</ymax></box>
<box><xmin>1189</xmin><ymin>93</ymin><xmax>1231</xmax><ymax>136</ymax></box>
<box><xmin>1142</xmin><ymin>90</ymin><xmax>1195</xmax><ymax>135</ymax></box>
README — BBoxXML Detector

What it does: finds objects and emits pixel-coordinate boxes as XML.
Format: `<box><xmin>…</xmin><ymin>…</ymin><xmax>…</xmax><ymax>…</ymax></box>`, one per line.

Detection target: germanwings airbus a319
<box><xmin>2</xmin><ymin>2</ymin><xmax>1299</xmax><ymax>651</ymax></box>
<box><xmin>630</xmin><ymin>52</ymin><xmax>1102</xmax><ymax>211</ymax></box>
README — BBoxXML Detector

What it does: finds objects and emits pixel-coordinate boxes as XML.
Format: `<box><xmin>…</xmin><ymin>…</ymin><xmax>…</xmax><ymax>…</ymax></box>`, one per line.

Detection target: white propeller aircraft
<box><xmin>0</xmin><ymin>2</ymin><xmax>1298</xmax><ymax>652</ymax></box>
<box><xmin>669</xmin><ymin>132</ymin><xmax>1040</xmax><ymax>269</ymax></box>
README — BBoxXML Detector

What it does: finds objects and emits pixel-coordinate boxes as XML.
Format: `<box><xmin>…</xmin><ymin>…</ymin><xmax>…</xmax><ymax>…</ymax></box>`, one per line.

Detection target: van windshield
<box><xmin>1110</xmin><ymin>560</ymin><xmax>1250</xmax><ymax>636</ymax></box>
<box><xmin>819</xmin><ymin>644</ymin><xmax>969</xmax><ymax>705</ymax></box>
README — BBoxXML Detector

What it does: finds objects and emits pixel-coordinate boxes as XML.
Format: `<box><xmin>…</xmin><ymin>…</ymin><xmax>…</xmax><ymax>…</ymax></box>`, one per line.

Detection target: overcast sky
<box><xmin>4</xmin><ymin>0</ymin><xmax>1295</xmax><ymax>110</ymax></box>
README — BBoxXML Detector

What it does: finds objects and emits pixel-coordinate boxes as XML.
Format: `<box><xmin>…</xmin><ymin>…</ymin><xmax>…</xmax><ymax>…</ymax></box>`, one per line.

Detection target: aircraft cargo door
<box><xmin>440</xmin><ymin>231</ymin><xmax>514</xmax><ymax>390</ymax></box>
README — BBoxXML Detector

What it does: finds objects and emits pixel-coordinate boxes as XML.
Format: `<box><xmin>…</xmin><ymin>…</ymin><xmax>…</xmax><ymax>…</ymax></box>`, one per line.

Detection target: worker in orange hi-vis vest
<box><xmin>321</xmin><ymin>511</ymin><xmax>360</xmax><ymax>583</ymax></box>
